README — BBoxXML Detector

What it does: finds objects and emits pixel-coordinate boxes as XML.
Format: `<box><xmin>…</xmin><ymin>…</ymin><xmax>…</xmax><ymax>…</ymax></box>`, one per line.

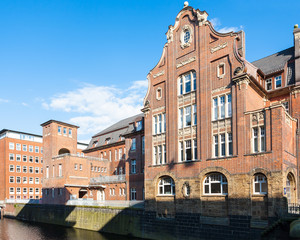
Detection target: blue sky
<box><xmin>0</xmin><ymin>0</ymin><xmax>299</xmax><ymax>142</ymax></box>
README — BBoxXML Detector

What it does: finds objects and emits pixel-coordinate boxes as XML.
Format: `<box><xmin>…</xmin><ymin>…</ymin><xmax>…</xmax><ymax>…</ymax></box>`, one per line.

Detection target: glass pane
<box><xmin>255</xmin><ymin>183</ymin><xmax>260</xmax><ymax>193</ymax></box>
<box><xmin>211</xmin><ymin>183</ymin><xmax>221</xmax><ymax>193</ymax></box>
<box><xmin>222</xmin><ymin>184</ymin><xmax>228</xmax><ymax>194</ymax></box>
<box><xmin>205</xmin><ymin>185</ymin><xmax>209</xmax><ymax>193</ymax></box>
<box><xmin>164</xmin><ymin>185</ymin><xmax>171</xmax><ymax>194</ymax></box>
<box><xmin>261</xmin><ymin>182</ymin><xmax>267</xmax><ymax>193</ymax></box>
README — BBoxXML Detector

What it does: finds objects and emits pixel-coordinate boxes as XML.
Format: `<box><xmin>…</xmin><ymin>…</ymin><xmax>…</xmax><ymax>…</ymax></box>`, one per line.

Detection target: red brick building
<box><xmin>0</xmin><ymin>129</ymin><xmax>43</xmax><ymax>202</ymax></box>
<box><xmin>41</xmin><ymin>114</ymin><xmax>144</xmax><ymax>205</ymax></box>
<box><xmin>142</xmin><ymin>2</ymin><xmax>300</xmax><ymax>224</ymax></box>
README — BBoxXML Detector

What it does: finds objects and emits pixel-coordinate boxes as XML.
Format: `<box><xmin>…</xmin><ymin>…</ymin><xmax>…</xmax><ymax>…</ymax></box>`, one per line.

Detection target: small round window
<box><xmin>183</xmin><ymin>30</ymin><xmax>191</xmax><ymax>43</ymax></box>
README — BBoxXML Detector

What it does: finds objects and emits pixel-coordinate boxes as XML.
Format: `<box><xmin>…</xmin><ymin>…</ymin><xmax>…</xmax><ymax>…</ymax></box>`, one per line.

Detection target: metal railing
<box><xmin>90</xmin><ymin>174</ymin><xmax>126</xmax><ymax>184</ymax></box>
<box><xmin>288</xmin><ymin>203</ymin><xmax>300</xmax><ymax>215</ymax></box>
<box><xmin>66</xmin><ymin>199</ymin><xmax>144</xmax><ymax>208</ymax></box>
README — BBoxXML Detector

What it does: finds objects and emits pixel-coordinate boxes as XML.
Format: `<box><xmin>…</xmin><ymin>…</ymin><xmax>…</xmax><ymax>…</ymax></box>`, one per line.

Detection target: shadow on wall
<box><xmin>7</xmin><ymin>195</ymin><xmax>296</xmax><ymax>240</ymax></box>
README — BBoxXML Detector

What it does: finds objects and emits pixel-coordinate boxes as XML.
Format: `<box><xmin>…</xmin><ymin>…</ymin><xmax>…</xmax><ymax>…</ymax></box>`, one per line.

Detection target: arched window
<box><xmin>204</xmin><ymin>173</ymin><xmax>228</xmax><ymax>195</ymax></box>
<box><xmin>158</xmin><ymin>177</ymin><xmax>175</xmax><ymax>195</ymax></box>
<box><xmin>253</xmin><ymin>174</ymin><xmax>267</xmax><ymax>194</ymax></box>
<box><xmin>58</xmin><ymin>148</ymin><xmax>70</xmax><ymax>155</ymax></box>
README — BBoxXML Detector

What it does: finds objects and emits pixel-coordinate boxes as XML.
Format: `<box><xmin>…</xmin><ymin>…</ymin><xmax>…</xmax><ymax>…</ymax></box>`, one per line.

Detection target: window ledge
<box><xmin>252</xmin><ymin>194</ymin><xmax>267</xmax><ymax>197</ymax></box>
<box><xmin>211</xmin><ymin>116</ymin><xmax>232</xmax><ymax>122</ymax></box>
<box><xmin>177</xmin><ymin>159</ymin><xmax>201</xmax><ymax>164</ymax></box>
<box><xmin>178</xmin><ymin>90</ymin><xmax>196</xmax><ymax>97</ymax></box>
<box><xmin>207</xmin><ymin>155</ymin><xmax>237</xmax><ymax>161</ymax></box>
<box><xmin>156</xmin><ymin>194</ymin><xmax>175</xmax><ymax>197</ymax></box>
<box><xmin>202</xmin><ymin>194</ymin><xmax>228</xmax><ymax>197</ymax></box>
<box><xmin>244</xmin><ymin>151</ymin><xmax>272</xmax><ymax>156</ymax></box>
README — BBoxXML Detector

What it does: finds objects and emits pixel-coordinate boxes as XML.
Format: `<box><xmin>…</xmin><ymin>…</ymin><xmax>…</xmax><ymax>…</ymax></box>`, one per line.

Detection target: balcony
<box><xmin>90</xmin><ymin>174</ymin><xmax>126</xmax><ymax>185</ymax></box>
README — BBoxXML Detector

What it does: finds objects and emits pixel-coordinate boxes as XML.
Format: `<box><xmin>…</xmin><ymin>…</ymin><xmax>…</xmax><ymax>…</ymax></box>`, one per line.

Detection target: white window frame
<box><xmin>9</xmin><ymin>142</ymin><xmax>14</xmax><ymax>150</ymax></box>
<box><xmin>158</xmin><ymin>177</ymin><xmax>175</xmax><ymax>196</ymax></box>
<box><xmin>203</xmin><ymin>173</ymin><xmax>228</xmax><ymax>195</ymax></box>
<box><xmin>131</xmin><ymin>159</ymin><xmax>136</xmax><ymax>174</ymax></box>
<box><xmin>130</xmin><ymin>188</ymin><xmax>137</xmax><ymax>200</ymax></box>
<box><xmin>275</xmin><ymin>76</ymin><xmax>282</xmax><ymax>89</ymax></box>
<box><xmin>253</xmin><ymin>174</ymin><xmax>267</xmax><ymax>194</ymax></box>
<box><xmin>266</xmin><ymin>78</ymin><xmax>272</xmax><ymax>90</ymax></box>
<box><xmin>212</xmin><ymin>93</ymin><xmax>232</xmax><ymax>120</ymax></box>
<box><xmin>178</xmin><ymin>71</ymin><xmax>196</xmax><ymax>95</ymax></box>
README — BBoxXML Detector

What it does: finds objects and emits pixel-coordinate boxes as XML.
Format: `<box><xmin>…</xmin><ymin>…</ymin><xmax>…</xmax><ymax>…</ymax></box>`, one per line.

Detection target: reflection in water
<box><xmin>0</xmin><ymin>218</ymin><xmax>140</xmax><ymax>240</ymax></box>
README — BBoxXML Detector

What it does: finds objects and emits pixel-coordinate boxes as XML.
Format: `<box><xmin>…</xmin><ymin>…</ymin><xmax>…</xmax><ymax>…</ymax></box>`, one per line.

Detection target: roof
<box><xmin>251</xmin><ymin>47</ymin><xmax>294</xmax><ymax>76</ymax></box>
<box><xmin>85</xmin><ymin>113</ymin><xmax>143</xmax><ymax>151</ymax></box>
<box><xmin>41</xmin><ymin>120</ymin><xmax>79</xmax><ymax>128</ymax></box>
<box><xmin>92</xmin><ymin>113</ymin><xmax>143</xmax><ymax>137</ymax></box>
<box><xmin>0</xmin><ymin>129</ymin><xmax>42</xmax><ymax>138</ymax></box>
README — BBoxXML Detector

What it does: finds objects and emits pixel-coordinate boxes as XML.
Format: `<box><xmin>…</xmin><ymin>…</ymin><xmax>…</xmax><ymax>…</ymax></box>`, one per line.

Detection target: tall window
<box><xmin>275</xmin><ymin>76</ymin><xmax>282</xmax><ymax>88</ymax></box>
<box><xmin>179</xmin><ymin>139</ymin><xmax>197</xmax><ymax>161</ymax></box>
<box><xmin>179</xmin><ymin>105</ymin><xmax>197</xmax><ymax>128</ymax></box>
<box><xmin>58</xmin><ymin>126</ymin><xmax>61</xmax><ymax>134</ymax></box>
<box><xmin>266</xmin><ymin>79</ymin><xmax>272</xmax><ymax>90</ymax></box>
<box><xmin>131</xmin><ymin>188</ymin><xmax>137</xmax><ymax>200</ymax></box>
<box><xmin>153</xmin><ymin>145</ymin><xmax>166</xmax><ymax>165</ymax></box>
<box><xmin>153</xmin><ymin>113</ymin><xmax>166</xmax><ymax>135</ymax></box>
<box><xmin>58</xmin><ymin>164</ymin><xmax>62</xmax><ymax>177</ymax></box>
<box><xmin>142</xmin><ymin>136</ymin><xmax>145</xmax><ymax>154</ymax></box>
<box><xmin>178</xmin><ymin>71</ymin><xmax>196</xmax><ymax>95</ymax></box>
<box><xmin>131</xmin><ymin>159</ymin><xmax>136</xmax><ymax>174</ymax></box>
<box><xmin>119</xmin><ymin>148</ymin><xmax>122</xmax><ymax>160</ymax></box>
<box><xmin>204</xmin><ymin>173</ymin><xmax>228</xmax><ymax>195</ymax></box>
<box><xmin>136</xmin><ymin>120</ymin><xmax>143</xmax><ymax>131</ymax></box>
<box><xmin>158</xmin><ymin>177</ymin><xmax>175</xmax><ymax>195</ymax></box>
<box><xmin>46</xmin><ymin>166</ymin><xmax>49</xmax><ymax>178</ymax></box>
<box><xmin>253</xmin><ymin>174</ymin><xmax>267</xmax><ymax>194</ymax></box>
<box><xmin>252</xmin><ymin>126</ymin><xmax>265</xmax><ymax>153</ymax></box>
<box><xmin>213</xmin><ymin>133</ymin><xmax>232</xmax><ymax>158</ymax></box>
<box><xmin>9</xmin><ymin>142</ymin><xmax>14</xmax><ymax>150</ymax></box>
<box><xmin>131</xmin><ymin>138</ymin><xmax>136</xmax><ymax>151</ymax></box>
<box><xmin>212</xmin><ymin>93</ymin><xmax>232</xmax><ymax>120</ymax></box>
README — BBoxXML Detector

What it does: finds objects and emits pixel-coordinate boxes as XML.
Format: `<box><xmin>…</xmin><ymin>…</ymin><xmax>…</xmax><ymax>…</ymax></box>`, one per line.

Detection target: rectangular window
<box><xmin>79</xmin><ymin>164</ymin><xmax>82</xmax><ymax>171</ymax></box>
<box><xmin>115</xmin><ymin>149</ymin><xmax>117</xmax><ymax>161</ymax></box>
<box><xmin>9</xmin><ymin>154</ymin><xmax>14</xmax><ymax>161</ymax></box>
<box><xmin>131</xmin><ymin>188</ymin><xmax>137</xmax><ymax>200</ymax></box>
<box><xmin>158</xmin><ymin>114</ymin><xmax>162</xmax><ymax>133</ymax></box>
<box><xmin>220</xmin><ymin>134</ymin><xmax>226</xmax><ymax>157</ymax></box>
<box><xmin>29</xmin><ymin>177</ymin><xmax>33</xmax><ymax>184</ymax></box>
<box><xmin>9</xmin><ymin>176</ymin><xmax>14</xmax><ymax>183</ymax></box>
<box><xmin>35</xmin><ymin>146</ymin><xmax>39</xmax><ymax>153</ymax></box>
<box><xmin>29</xmin><ymin>145</ymin><xmax>33</xmax><ymax>152</ymax></box>
<box><xmin>227</xmin><ymin>94</ymin><xmax>232</xmax><ymax>117</ymax></box>
<box><xmin>59</xmin><ymin>164</ymin><xmax>62</xmax><ymax>177</ymax></box>
<box><xmin>219</xmin><ymin>96</ymin><xmax>225</xmax><ymax>119</ymax></box>
<box><xmin>185</xmin><ymin>106</ymin><xmax>192</xmax><ymax>127</ymax></box>
<box><xmin>69</xmin><ymin>128</ymin><xmax>72</xmax><ymax>136</ymax></box>
<box><xmin>35</xmin><ymin>178</ymin><xmax>39</xmax><ymax>184</ymax></box>
<box><xmin>35</xmin><ymin>167</ymin><xmax>39</xmax><ymax>174</ymax></box>
<box><xmin>109</xmin><ymin>150</ymin><xmax>112</xmax><ymax>161</ymax></box>
<box><xmin>153</xmin><ymin>116</ymin><xmax>157</xmax><ymax>135</ymax></box>
<box><xmin>23</xmin><ymin>166</ymin><xmax>27</xmax><ymax>173</ymax></box>
<box><xmin>153</xmin><ymin>146</ymin><xmax>157</xmax><ymax>165</ymax></box>
<box><xmin>16</xmin><ymin>166</ymin><xmax>21</xmax><ymax>173</ymax></box>
<box><xmin>9</xmin><ymin>187</ymin><xmax>14</xmax><ymax>194</ymax></box>
<box><xmin>179</xmin><ymin>108</ymin><xmax>183</xmax><ymax>129</ymax></box>
<box><xmin>142</xmin><ymin>136</ymin><xmax>145</xmax><ymax>154</ymax></box>
<box><xmin>275</xmin><ymin>76</ymin><xmax>282</xmax><ymax>88</ymax></box>
<box><xmin>158</xmin><ymin>145</ymin><xmax>162</xmax><ymax>164</ymax></box>
<box><xmin>193</xmin><ymin>139</ymin><xmax>197</xmax><ymax>160</ymax></box>
<box><xmin>23</xmin><ymin>188</ymin><xmax>27</xmax><ymax>194</ymax></box>
<box><xmin>29</xmin><ymin>166</ymin><xmax>33</xmax><ymax>173</ymax></box>
<box><xmin>9</xmin><ymin>142</ymin><xmax>14</xmax><ymax>150</ymax></box>
<box><xmin>16</xmin><ymin>143</ymin><xmax>21</xmax><ymax>151</ymax></box>
<box><xmin>193</xmin><ymin>105</ymin><xmax>197</xmax><ymax>125</ymax></box>
<box><xmin>283</xmin><ymin>102</ymin><xmax>289</xmax><ymax>112</ymax></box>
<box><xmin>63</xmin><ymin>127</ymin><xmax>67</xmax><ymax>135</ymax></box>
<box><xmin>16</xmin><ymin>188</ymin><xmax>21</xmax><ymax>194</ymax></box>
<box><xmin>23</xmin><ymin>155</ymin><xmax>27</xmax><ymax>162</ymax></box>
<box><xmin>131</xmin><ymin>159</ymin><xmax>136</xmax><ymax>174</ymax></box>
<box><xmin>46</xmin><ymin>166</ymin><xmax>49</xmax><ymax>179</ymax></box>
<box><xmin>253</xmin><ymin>127</ymin><xmax>258</xmax><ymax>153</ymax></box>
<box><xmin>136</xmin><ymin>120</ymin><xmax>142</xmax><ymax>131</ymax></box>
<box><xmin>35</xmin><ymin>157</ymin><xmax>39</xmax><ymax>163</ymax></box>
<box><xmin>260</xmin><ymin>127</ymin><xmax>265</xmax><ymax>152</ymax></box>
<box><xmin>75</xmin><ymin>164</ymin><xmax>78</xmax><ymax>170</ymax></box>
<box><xmin>185</xmin><ymin>140</ymin><xmax>192</xmax><ymax>161</ymax></box>
<box><xmin>16</xmin><ymin>154</ymin><xmax>21</xmax><ymax>161</ymax></box>
<box><xmin>266</xmin><ymin>78</ymin><xmax>272</xmax><ymax>90</ymax></box>
<box><xmin>180</xmin><ymin>142</ymin><xmax>184</xmax><ymax>162</ymax></box>
<box><xmin>9</xmin><ymin>165</ymin><xmax>14</xmax><ymax>172</ymax></box>
<box><xmin>16</xmin><ymin>177</ymin><xmax>21</xmax><ymax>183</ymax></box>
<box><xmin>214</xmin><ymin>135</ymin><xmax>219</xmax><ymax>157</ymax></box>
<box><xmin>163</xmin><ymin>113</ymin><xmax>166</xmax><ymax>132</ymax></box>
<box><xmin>23</xmin><ymin>177</ymin><xmax>27</xmax><ymax>183</ymax></box>
<box><xmin>58</xmin><ymin>126</ymin><xmax>61</xmax><ymax>134</ymax></box>
<box><xmin>213</xmin><ymin>98</ymin><xmax>218</xmax><ymax>120</ymax></box>
<box><xmin>29</xmin><ymin>156</ymin><xmax>33</xmax><ymax>162</ymax></box>
<box><xmin>119</xmin><ymin>148</ymin><xmax>122</xmax><ymax>160</ymax></box>
<box><xmin>163</xmin><ymin>144</ymin><xmax>166</xmax><ymax>164</ymax></box>
<box><xmin>179</xmin><ymin>77</ymin><xmax>183</xmax><ymax>95</ymax></box>
<box><xmin>22</xmin><ymin>144</ymin><xmax>27</xmax><ymax>151</ymax></box>
<box><xmin>131</xmin><ymin>138</ymin><xmax>136</xmax><ymax>151</ymax></box>
<box><xmin>35</xmin><ymin>188</ymin><xmax>39</xmax><ymax>194</ymax></box>
<box><xmin>193</xmin><ymin>72</ymin><xmax>196</xmax><ymax>91</ymax></box>
<box><xmin>185</xmin><ymin>73</ymin><xmax>191</xmax><ymax>93</ymax></box>
<box><xmin>228</xmin><ymin>133</ymin><xmax>233</xmax><ymax>156</ymax></box>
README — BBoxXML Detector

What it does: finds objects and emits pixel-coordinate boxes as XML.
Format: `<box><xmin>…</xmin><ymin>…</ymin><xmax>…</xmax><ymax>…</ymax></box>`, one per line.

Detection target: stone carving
<box><xmin>180</xmin><ymin>25</ymin><xmax>193</xmax><ymax>49</ymax></box>
<box><xmin>259</xmin><ymin>112</ymin><xmax>264</xmax><ymax>120</ymax></box>
<box><xmin>176</xmin><ymin>56</ymin><xmax>196</xmax><ymax>68</ymax></box>
<box><xmin>252</xmin><ymin>114</ymin><xmax>257</xmax><ymax>121</ymax></box>
<box><xmin>166</xmin><ymin>26</ymin><xmax>174</xmax><ymax>43</ymax></box>
<box><xmin>196</xmin><ymin>10</ymin><xmax>208</xmax><ymax>26</ymax></box>
<box><xmin>211</xmin><ymin>42</ymin><xmax>228</xmax><ymax>53</ymax></box>
<box><xmin>234</xmin><ymin>67</ymin><xmax>242</xmax><ymax>76</ymax></box>
<box><xmin>153</xmin><ymin>70</ymin><xmax>165</xmax><ymax>78</ymax></box>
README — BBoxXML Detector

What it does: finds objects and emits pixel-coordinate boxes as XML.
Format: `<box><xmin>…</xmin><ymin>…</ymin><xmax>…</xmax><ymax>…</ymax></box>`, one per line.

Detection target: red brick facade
<box><xmin>142</xmin><ymin>4</ymin><xmax>300</xmax><ymax>220</ymax></box>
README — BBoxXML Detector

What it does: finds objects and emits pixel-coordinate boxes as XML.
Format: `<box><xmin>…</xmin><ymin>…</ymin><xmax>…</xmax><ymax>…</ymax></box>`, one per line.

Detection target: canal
<box><xmin>0</xmin><ymin>218</ymin><xmax>141</xmax><ymax>240</ymax></box>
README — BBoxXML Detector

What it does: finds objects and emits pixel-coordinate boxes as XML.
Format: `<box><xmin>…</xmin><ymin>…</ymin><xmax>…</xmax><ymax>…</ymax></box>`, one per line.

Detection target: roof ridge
<box><xmin>251</xmin><ymin>46</ymin><xmax>294</xmax><ymax>63</ymax></box>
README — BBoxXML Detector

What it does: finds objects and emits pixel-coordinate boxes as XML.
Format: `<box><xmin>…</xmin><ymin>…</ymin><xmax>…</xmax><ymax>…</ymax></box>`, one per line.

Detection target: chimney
<box><xmin>294</xmin><ymin>25</ymin><xmax>300</xmax><ymax>85</ymax></box>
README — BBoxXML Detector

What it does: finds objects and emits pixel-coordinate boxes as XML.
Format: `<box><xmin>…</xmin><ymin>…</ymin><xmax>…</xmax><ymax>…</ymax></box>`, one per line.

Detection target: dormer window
<box><xmin>136</xmin><ymin>121</ymin><xmax>143</xmax><ymax>131</ymax></box>
<box><xmin>266</xmin><ymin>79</ymin><xmax>272</xmax><ymax>90</ymax></box>
<box><xmin>275</xmin><ymin>76</ymin><xmax>282</xmax><ymax>88</ymax></box>
<box><xmin>105</xmin><ymin>138</ymin><xmax>111</xmax><ymax>144</ymax></box>
<box><xmin>93</xmin><ymin>140</ymin><xmax>98</xmax><ymax>147</ymax></box>
<box><xmin>120</xmin><ymin>135</ymin><xmax>125</xmax><ymax>141</ymax></box>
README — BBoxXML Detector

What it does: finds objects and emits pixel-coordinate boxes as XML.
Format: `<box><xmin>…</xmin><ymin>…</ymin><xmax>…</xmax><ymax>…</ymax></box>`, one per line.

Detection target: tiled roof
<box><xmin>85</xmin><ymin>113</ymin><xmax>143</xmax><ymax>150</ymax></box>
<box><xmin>252</xmin><ymin>47</ymin><xmax>294</xmax><ymax>76</ymax></box>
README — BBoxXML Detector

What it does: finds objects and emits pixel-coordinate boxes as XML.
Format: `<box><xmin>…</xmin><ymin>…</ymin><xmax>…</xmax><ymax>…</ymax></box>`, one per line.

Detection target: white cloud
<box><xmin>209</xmin><ymin>18</ymin><xmax>242</xmax><ymax>33</ymax></box>
<box><xmin>0</xmin><ymin>98</ymin><xmax>9</xmax><ymax>103</ymax></box>
<box><xmin>43</xmin><ymin>80</ymin><xmax>148</xmax><ymax>138</ymax></box>
<box><xmin>22</xmin><ymin>102</ymin><xmax>28</xmax><ymax>107</ymax></box>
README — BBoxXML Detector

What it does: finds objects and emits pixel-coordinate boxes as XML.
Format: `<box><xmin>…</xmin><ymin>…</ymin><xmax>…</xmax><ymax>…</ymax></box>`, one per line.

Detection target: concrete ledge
<box><xmin>200</xmin><ymin>216</ymin><xmax>229</xmax><ymax>226</ymax></box>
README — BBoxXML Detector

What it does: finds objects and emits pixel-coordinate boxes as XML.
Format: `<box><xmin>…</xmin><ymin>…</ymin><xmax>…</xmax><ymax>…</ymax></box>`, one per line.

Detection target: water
<box><xmin>0</xmin><ymin>218</ymin><xmax>140</xmax><ymax>240</ymax></box>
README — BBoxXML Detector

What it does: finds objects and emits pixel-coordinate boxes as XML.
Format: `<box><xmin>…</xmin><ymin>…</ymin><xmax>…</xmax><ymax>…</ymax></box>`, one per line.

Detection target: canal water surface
<box><xmin>0</xmin><ymin>218</ymin><xmax>141</xmax><ymax>240</ymax></box>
